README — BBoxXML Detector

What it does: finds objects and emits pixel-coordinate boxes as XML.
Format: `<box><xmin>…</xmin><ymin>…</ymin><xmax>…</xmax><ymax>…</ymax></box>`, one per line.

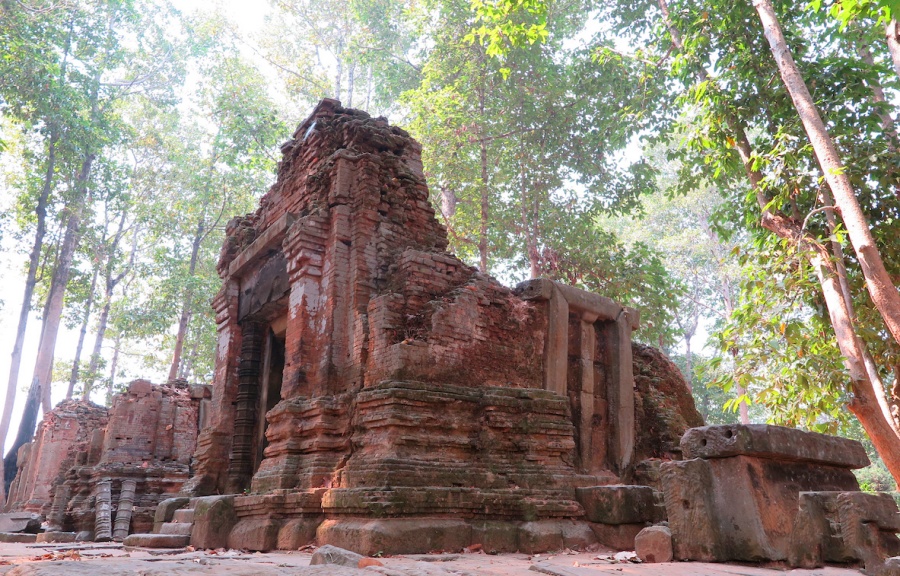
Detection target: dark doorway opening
<box><xmin>253</xmin><ymin>315</ymin><xmax>286</xmax><ymax>474</ymax></box>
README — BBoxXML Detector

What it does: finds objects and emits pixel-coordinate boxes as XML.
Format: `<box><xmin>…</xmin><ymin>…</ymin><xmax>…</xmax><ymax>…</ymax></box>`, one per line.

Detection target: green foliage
<box><xmin>468</xmin><ymin>0</ymin><xmax>549</xmax><ymax>66</ymax></box>
<box><xmin>707</xmin><ymin>237</ymin><xmax>851</xmax><ymax>432</ymax></box>
<box><xmin>398</xmin><ymin>0</ymin><xmax>680</xmax><ymax>343</ymax></box>
<box><xmin>811</xmin><ymin>0</ymin><xmax>900</xmax><ymax>28</ymax></box>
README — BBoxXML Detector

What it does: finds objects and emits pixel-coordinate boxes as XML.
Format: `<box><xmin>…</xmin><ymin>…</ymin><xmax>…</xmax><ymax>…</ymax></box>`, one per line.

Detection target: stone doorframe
<box><xmin>516</xmin><ymin>278</ymin><xmax>639</xmax><ymax>476</ymax></box>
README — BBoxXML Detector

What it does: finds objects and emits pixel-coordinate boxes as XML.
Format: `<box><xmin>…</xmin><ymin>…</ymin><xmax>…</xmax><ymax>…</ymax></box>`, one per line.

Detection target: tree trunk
<box><xmin>821</xmin><ymin>186</ymin><xmax>896</xmax><ymax>433</ymax></box>
<box><xmin>2</xmin><ymin>377</ymin><xmax>40</xmax><ymax>496</ymax></box>
<box><xmin>335</xmin><ymin>51</ymin><xmax>343</xmax><ymax>101</ymax></box>
<box><xmin>0</xmin><ymin>129</ymin><xmax>57</xmax><ymax>502</ymax></box>
<box><xmin>67</xmin><ymin>262</ymin><xmax>99</xmax><ymax>399</ymax></box>
<box><xmin>753</xmin><ymin>0</ymin><xmax>900</xmax><ymax>348</ymax></box>
<box><xmin>519</xmin><ymin>155</ymin><xmax>540</xmax><ymax>278</ymax></box>
<box><xmin>684</xmin><ymin>332</ymin><xmax>693</xmax><ymax>392</ymax></box>
<box><xmin>167</xmin><ymin>219</ymin><xmax>204</xmax><ymax>381</ymax></box>
<box><xmin>885</xmin><ymin>19</ymin><xmax>900</xmax><ymax>81</ymax></box>
<box><xmin>347</xmin><ymin>61</ymin><xmax>355</xmax><ymax>108</ymax></box>
<box><xmin>33</xmin><ymin>153</ymin><xmax>94</xmax><ymax>414</ymax></box>
<box><xmin>83</xmin><ymin>298</ymin><xmax>111</xmax><ymax>401</ymax></box>
<box><xmin>106</xmin><ymin>333</ymin><xmax>121</xmax><ymax>406</ymax></box>
<box><xmin>365</xmin><ymin>65</ymin><xmax>372</xmax><ymax>111</ymax></box>
<box><xmin>478</xmin><ymin>85</ymin><xmax>489</xmax><ymax>274</ymax></box>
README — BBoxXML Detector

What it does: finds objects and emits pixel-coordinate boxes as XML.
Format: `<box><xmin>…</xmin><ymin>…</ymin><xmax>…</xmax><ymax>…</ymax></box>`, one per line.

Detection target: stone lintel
<box><xmin>681</xmin><ymin>424</ymin><xmax>869</xmax><ymax>469</ymax></box>
<box><xmin>516</xmin><ymin>278</ymin><xmax>639</xmax><ymax>329</ymax></box>
<box><xmin>227</xmin><ymin>212</ymin><xmax>295</xmax><ymax>278</ymax></box>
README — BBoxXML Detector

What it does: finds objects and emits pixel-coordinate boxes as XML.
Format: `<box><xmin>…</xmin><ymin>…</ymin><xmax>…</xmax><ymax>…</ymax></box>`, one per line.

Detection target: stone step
<box><xmin>172</xmin><ymin>508</ymin><xmax>195</xmax><ymax>524</ymax></box>
<box><xmin>122</xmin><ymin>533</ymin><xmax>190</xmax><ymax>548</ymax></box>
<box><xmin>159</xmin><ymin>522</ymin><xmax>193</xmax><ymax>535</ymax></box>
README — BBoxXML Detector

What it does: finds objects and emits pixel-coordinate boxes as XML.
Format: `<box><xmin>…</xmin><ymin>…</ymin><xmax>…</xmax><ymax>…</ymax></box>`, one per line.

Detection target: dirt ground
<box><xmin>0</xmin><ymin>542</ymin><xmax>867</xmax><ymax>576</ymax></box>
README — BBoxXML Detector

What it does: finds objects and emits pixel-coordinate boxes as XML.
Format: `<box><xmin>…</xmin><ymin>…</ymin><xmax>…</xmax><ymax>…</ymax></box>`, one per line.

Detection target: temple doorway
<box><xmin>253</xmin><ymin>315</ymin><xmax>286</xmax><ymax>474</ymax></box>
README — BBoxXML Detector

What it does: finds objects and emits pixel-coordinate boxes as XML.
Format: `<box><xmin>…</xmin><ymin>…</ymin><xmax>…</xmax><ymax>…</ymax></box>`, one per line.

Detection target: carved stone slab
<box><xmin>681</xmin><ymin>424</ymin><xmax>869</xmax><ymax>469</ymax></box>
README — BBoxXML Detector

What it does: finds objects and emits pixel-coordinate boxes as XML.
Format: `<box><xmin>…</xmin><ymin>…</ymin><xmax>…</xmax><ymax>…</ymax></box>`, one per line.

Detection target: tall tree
<box><xmin>1</xmin><ymin>0</ymin><xmax>188</xmax><ymax>494</ymax></box>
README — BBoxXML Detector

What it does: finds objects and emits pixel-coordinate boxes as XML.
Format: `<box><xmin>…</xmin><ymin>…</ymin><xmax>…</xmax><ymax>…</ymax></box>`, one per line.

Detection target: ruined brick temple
<box><xmin>152</xmin><ymin>98</ymin><xmax>696</xmax><ymax>552</ymax></box>
<box><xmin>4</xmin><ymin>380</ymin><xmax>208</xmax><ymax>540</ymax></box>
<box><xmin>6</xmin><ymin>100</ymin><xmax>898</xmax><ymax>570</ymax></box>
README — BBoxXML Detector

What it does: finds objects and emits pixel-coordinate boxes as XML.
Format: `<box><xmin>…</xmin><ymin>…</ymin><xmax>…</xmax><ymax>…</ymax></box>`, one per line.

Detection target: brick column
<box><xmin>281</xmin><ymin>213</ymin><xmax>328</xmax><ymax>399</ymax></box>
<box><xmin>183</xmin><ymin>280</ymin><xmax>240</xmax><ymax>496</ymax></box>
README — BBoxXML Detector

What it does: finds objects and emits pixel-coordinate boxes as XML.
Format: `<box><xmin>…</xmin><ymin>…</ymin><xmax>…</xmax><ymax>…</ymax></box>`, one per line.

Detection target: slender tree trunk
<box><xmin>753</xmin><ymin>0</ymin><xmax>900</xmax><ymax>347</ymax></box>
<box><xmin>2</xmin><ymin>378</ymin><xmax>40</xmax><ymax>496</ymax></box>
<box><xmin>83</xmin><ymin>298</ymin><xmax>111</xmax><ymax>401</ymax></box>
<box><xmin>33</xmin><ymin>153</ymin><xmax>94</xmax><ymax>413</ymax></box>
<box><xmin>347</xmin><ymin>61</ymin><xmax>355</xmax><ymax>108</ymax></box>
<box><xmin>519</xmin><ymin>155</ymin><xmax>540</xmax><ymax>278</ymax></box>
<box><xmin>478</xmin><ymin>85</ymin><xmax>489</xmax><ymax>274</ymax></box>
<box><xmin>167</xmin><ymin>219</ymin><xmax>204</xmax><ymax>381</ymax></box>
<box><xmin>83</xmin><ymin>211</ymin><xmax>129</xmax><ymax>400</ymax></box>
<box><xmin>335</xmin><ymin>52</ymin><xmax>343</xmax><ymax>101</ymax></box>
<box><xmin>106</xmin><ymin>333</ymin><xmax>121</xmax><ymax>406</ymax></box>
<box><xmin>67</xmin><ymin>262</ymin><xmax>99</xmax><ymax>399</ymax></box>
<box><xmin>180</xmin><ymin>336</ymin><xmax>200</xmax><ymax>381</ymax></box>
<box><xmin>365</xmin><ymin>65</ymin><xmax>372</xmax><ymax>111</ymax></box>
<box><xmin>820</xmin><ymin>186</ymin><xmax>897</xmax><ymax>432</ymax></box>
<box><xmin>885</xmin><ymin>19</ymin><xmax>900</xmax><ymax>81</ymax></box>
<box><xmin>684</xmin><ymin>332</ymin><xmax>693</xmax><ymax>392</ymax></box>
<box><xmin>0</xmin><ymin>130</ymin><xmax>57</xmax><ymax>503</ymax></box>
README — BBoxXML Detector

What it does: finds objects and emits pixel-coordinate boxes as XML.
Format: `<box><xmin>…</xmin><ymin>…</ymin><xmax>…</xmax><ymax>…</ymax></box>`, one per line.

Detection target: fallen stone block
<box><xmin>310</xmin><ymin>544</ymin><xmax>365</xmax><ymax>567</ymax></box>
<box><xmin>190</xmin><ymin>495</ymin><xmax>236</xmax><ymax>549</ymax></box>
<box><xmin>575</xmin><ymin>485</ymin><xmax>663</xmax><ymax>525</ymax></box>
<box><xmin>588</xmin><ymin>523</ymin><xmax>644</xmax><ymax>551</ymax></box>
<box><xmin>789</xmin><ymin>490</ymin><xmax>900</xmax><ymax>570</ymax></box>
<box><xmin>662</xmin><ymin>451</ymin><xmax>859</xmax><ymax>562</ymax></box>
<box><xmin>681</xmin><ymin>424</ymin><xmax>869</xmax><ymax>468</ymax></box>
<box><xmin>75</xmin><ymin>530</ymin><xmax>93</xmax><ymax>541</ymax></box>
<box><xmin>276</xmin><ymin>517</ymin><xmax>320</xmax><ymax>549</ymax></box>
<box><xmin>317</xmin><ymin>518</ymin><xmax>472</xmax><ymax>556</ymax></box>
<box><xmin>0</xmin><ymin>512</ymin><xmax>41</xmax><ymax>534</ymax></box>
<box><xmin>122</xmin><ymin>533</ymin><xmax>189</xmax><ymax>548</ymax></box>
<box><xmin>469</xmin><ymin>520</ymin><xmax>518</xmax><ymax>553</ymax></box>
<box><xmin>226</xmin><ymin>516</ymin><xmax>281</xmax><ymax>551</ymax></box>
<box><xmin>788</xmin><ymin>491</ymin><xmax>856</xmax><ymax>568</ymax></box>
<box><xmin>518</xmin><ymin>520</ymin><xmax>597</xmax><ymax>554</ymax></box>
<box><xmin>634</xmin><ymin>525</ymin><xmax>672</xmax><ymax>563</ymax></box>
<box><xmin>837</xmin><ymin>491</ymin><xmax>900</xmax><ymax>572</ymax></box>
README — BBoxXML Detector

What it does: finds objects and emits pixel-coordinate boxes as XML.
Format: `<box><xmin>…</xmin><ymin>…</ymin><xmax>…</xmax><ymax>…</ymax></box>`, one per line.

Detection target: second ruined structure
<box><xmin>3</xmin><ymin>380</ymin><xmax>208</xmax><ymax>542</ymax></box>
